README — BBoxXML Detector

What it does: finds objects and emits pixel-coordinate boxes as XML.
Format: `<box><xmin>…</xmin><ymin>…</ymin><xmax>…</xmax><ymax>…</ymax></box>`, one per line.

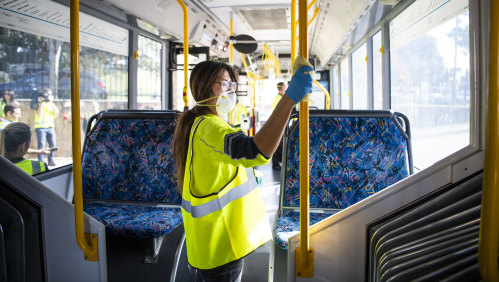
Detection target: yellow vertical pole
<box><xmin>230</xmin><ymin>17</ymin><xmax>233</xmax><ymax>64</ymax></box>
<box><xmin>71</xmin><ymin>0</ymin><xmax>98</xmax><ymax>261</ymax></box>
<box><xmin>479</xmin><ymin>0</ymin><xmax>499</xmax><ymax>280</ymax></box>
<box><xmin>291</xmin><ymin>0</ymin><xmax>296</xmax><ymax>70</ymax></box>
<box><xmin>295</xmin><ymin>0</ymin><xmax>313</xmax><ymax>278</ymax></box>
<box><xmin>229</xmin><ymin>17</ymin><xmax>234</xmax><ymax>125</ymax></box>
<box><xmin>177</xmin><ymin>0</ymin><xmax>189</xmax><ymax>111</ymax></box>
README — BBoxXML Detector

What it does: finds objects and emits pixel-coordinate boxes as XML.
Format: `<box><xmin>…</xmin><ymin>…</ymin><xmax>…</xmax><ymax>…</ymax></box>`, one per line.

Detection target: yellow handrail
<box><xmin>295</xmin><ymin>8</ymin><xmax>319</xmax><ymax>41</ymax></box>
<box><xmin>177</xmin><ymin>0</ymin><xmax>189</xmax><ymax>111</ymax></box>
<box><xmin>295</xmin><ymin>0</ymin><xmax>318</xmax><ymax>28</ymax></box>
<box><xmin>240</xmin><ymin>54</ymin><xmax>257</xmax><ymax>136</ymax></box>
<box><xmin>291</xmin><ymin>0</ymin><xmax>296</xmax><ymax>68</ymax></box>
<box><xmin>314</xmin><ymin>79</ymin><xmax>330</xmax><ymax>109</ymax></box>
<box><xmin>71</xmin><ymin>0</ymin><xmax>98</xmax><ymax>262</ymax></box>
<box><xmin>479</xmin><ymin>0</ymin><xmax>499</xmax><ymax>280</ymax></box>
<box><xmin>295</xmin><ymin>0</ymin><xmax>313</xmax><ymax>278</ymax></box>
<box><xmin>230</xmin><ymin>17</ymin><xmax>233</xmax><ymax>65</ymax></box>
<box><xmin>229</xmin><ymin>17</ymin><xmax>234</xmax><ymax>125</ymax></box>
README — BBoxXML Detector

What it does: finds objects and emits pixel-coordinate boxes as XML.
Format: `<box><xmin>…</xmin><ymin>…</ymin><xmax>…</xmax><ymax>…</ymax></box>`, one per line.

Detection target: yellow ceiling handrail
<box><xmin>295</xmin><ymin>0</ymin><xmax>313</xmax><ymax>278</ymax></box>
<box><xmin>71</xmin><ymin>0</ymin><xmax>98</xmax><ymax>262</ymax></box>
<box><xmin>295</xmin><ymin>0</ymin><xmax>318</xmax><ymax>28</ymax></box>
<box><xmin>295</xmin><ymin>8</ymin><xmax>319</xmax><ymax>41</ymax></box>
<box><xmin>177</xmin><ymin>0</ymin><xmax>189</xmax><ymax>111</ymax></box>
<box><xmin>479</xmin><ymin>0</ymin><xmax>499</xmax><ymax>280</ymax></box>
<box><xmin>314</xmin><ymin>79</ymin><xmax>330</xmax><ymax>109</ymax></box>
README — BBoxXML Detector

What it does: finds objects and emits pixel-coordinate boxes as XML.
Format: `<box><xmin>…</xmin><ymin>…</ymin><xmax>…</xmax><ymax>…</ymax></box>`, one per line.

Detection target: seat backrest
<box><xmin>81</xmin><ymin>111</ymin><xmax>181</xmax><ymax>204</ymax></box>
<box><xmin>282</xmin><ymin>110</ymin><xmax>412</xmax><ymax>209</ymax></box>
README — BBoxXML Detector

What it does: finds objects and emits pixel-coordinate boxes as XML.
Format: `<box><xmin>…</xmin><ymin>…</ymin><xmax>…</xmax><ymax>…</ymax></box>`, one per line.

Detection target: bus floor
<box><xmin>105</xmin><ymin>162</ymin><xmax>281</xmax><ymax>282</ymax></box>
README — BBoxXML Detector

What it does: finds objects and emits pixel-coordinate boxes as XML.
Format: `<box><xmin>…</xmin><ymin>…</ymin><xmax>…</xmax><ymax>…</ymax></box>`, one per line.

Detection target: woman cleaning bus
<box><xmin>173</xmin><ymin>56</ymin><xmax>312</xmax><ymax>281</ymax></box>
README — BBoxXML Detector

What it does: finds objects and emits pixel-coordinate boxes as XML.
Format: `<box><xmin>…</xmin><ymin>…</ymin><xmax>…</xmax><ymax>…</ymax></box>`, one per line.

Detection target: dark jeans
<box><xmin>190</xmin><ymin>258</ymin><xmax>243</xmax><ymax>282</ymax></box>
<box><xmin>36</xmin><ymin>127</ymin><xmax>56</xmax><ymax>163</ymax></box>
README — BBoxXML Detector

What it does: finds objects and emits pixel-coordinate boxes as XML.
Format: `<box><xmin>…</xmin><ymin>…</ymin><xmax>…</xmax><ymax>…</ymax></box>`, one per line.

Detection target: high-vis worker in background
<box><xmin>271</xmin><ymin>82</ymin><xmax>287</xmax><ymax>170</ymax></box>
<box><xmin>230</xmin><ymin>100</ymin><xmax>249</xmax><ymax>135</ymax></box>
<box><xmin>173</xmin><ymin>57</ymin><xmax>312</xmax><ymax>282</ymax></box>
<box><xmin>1</xmin><ymin>122</ymin><xmax>48</xmax><ymax>175</ymax></box>
<box><xmin>34</xmin><ymin>88</ymin><xmax>59</xmax><ymax>166</ymax></box>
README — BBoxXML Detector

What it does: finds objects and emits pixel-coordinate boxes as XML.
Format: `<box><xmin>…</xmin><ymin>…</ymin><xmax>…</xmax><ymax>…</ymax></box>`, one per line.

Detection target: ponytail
<box><xmin>173</xmin><ymin>107</ymin><xmax>212</xmax><ymax>192</ymax></box>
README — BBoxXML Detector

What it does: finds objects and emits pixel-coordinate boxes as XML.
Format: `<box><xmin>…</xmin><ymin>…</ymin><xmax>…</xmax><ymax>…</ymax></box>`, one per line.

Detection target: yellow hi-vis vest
<box><xmin>35</xmin><ymin>102</ymin><xmax>57</xmax><ymax>129</ymax></box>
<box><xmin>14</xmin><ymin>159</ymin><xmax>47</xmax><ymax>175</ymax></box>
<box><xmin>271</xmin><ymin>94</ymin><xmax>282</xmax><ymax>110</ymax></box>
<box><xmin>181</xmin><ymin>115</ymin><xmax>271</xmax><ymax>270</ymax></box>
<box><xmin>230</xmin><ymin>103</ymin><xmax>248</xmax><ymax>127</ymax></box>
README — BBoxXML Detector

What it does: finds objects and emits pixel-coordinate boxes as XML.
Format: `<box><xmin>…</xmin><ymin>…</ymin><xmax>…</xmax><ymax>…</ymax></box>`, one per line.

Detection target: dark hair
<box><xmin>277</xmin><ymin>82</ymin><xmax>285</xmax><ymax>91</ymax></box>
<box><xmin>173</xmin><ymin>61</ymin><xmax>237</xmax><ymax>191</ymax></box>
<box><xmin>1</xmin><ymin>122</ymin><xmax>31</xmax><ymax>159</ymax></box>
<box><xmin>4</xmin><ymin>103</ymin><xmax>19</xmax><ymax>116</ymax></box>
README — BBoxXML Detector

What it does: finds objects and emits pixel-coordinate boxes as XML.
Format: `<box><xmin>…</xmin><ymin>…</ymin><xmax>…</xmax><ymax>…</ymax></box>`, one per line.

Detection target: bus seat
<box><xmin>81</xmin><ymin>111</ymin><xmax>182</xmax><ymax>239</ymax></box>
<box><xmin>273</xmin><ymin>110</ymin><xmax>413</xmax><ymax>250</ymax></box>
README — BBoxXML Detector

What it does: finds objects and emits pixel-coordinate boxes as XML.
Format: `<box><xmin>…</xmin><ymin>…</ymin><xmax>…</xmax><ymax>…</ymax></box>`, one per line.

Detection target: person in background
<box><xmin>0</xmin><ymin>122</ymin><xmax>48</xmax><ymax>175</ymax></box>
<box><xmin>0</xmin><ymin>104</ymin><xmax>21</xmax><ymax>129</ymax></box>
<box><xmin>173</xmin><ymin>57</ymin><xmax>312</xmax><ymax>281</ymax></box>
<box><xmin>230</xmin><ymin>98</ymin><xmax>249</xmax><ymax>135</ymax></box>
<box><xmin>34</xmin><ymin>88</ymin><xmax>59</xmax><ymax>166</ymax></box>
<box><xmin>270</xmin><ymin>82</ymin><xmax>287</xmax><ymax>170</ymax></box>
<box><xmin>4</xmin><ymin>104</ymin><xmax>21</xmax><ymax>122</ymax></box>
<box><xmin>1</xmin><ymin>90</ymin><xmax>20</xmax><ymax>118</ymax></box>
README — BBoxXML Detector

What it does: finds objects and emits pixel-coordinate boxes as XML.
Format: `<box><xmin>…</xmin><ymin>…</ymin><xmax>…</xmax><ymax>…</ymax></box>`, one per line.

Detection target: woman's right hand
<box><xmin>285</xmin><ymin>59</ymin><xmax>314</xmax><ymax>103</ymax></box>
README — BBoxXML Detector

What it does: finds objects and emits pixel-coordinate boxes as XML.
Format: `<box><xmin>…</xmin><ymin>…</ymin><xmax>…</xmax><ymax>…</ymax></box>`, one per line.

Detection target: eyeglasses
<box><xmin>215</xmin><ymin>80</ymin><xmax>237</xmax><ymax>91</ymax></box>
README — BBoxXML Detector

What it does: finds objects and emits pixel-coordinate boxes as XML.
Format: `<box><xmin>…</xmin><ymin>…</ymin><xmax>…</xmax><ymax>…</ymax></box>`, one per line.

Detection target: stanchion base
<box><xmin>295</xmin><ymin>246</ymin><xmax>314</xmax><ymax>278</ymax></box>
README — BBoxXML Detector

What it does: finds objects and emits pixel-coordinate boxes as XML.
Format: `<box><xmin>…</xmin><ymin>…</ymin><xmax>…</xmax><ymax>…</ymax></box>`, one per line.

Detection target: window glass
<box><xmin>390</xmin><ymin>2</ymin><xmax>470</xmax><ymax>170</ymax></box>
<box><xmin>340</xmin><ymin>58</ymin><xmax>350</xmax><ymax>109</ymax></box>
<box><xmin>173</xmin><ymin>53</ymin><xmax>203</xmax><ymax>112</ymax></box>
<box><xmin>372</xmin><ymin>31</ymin><xmax>383</xmax><ymax>109</ymax></box>
<box><xmin>332</xmin><ymin>66</ymin><xmax>340</xmax><ymax>109</ymax></box>
<box><xmin>310</xmin><ymin>78</ymin><xmax>327</xmax><ymax>110</ymax></box>
<box><xmin>0</xmin><ymin>26</ymin><xmax>128</xmax><ymax>171</ymax></box>
<box><xmin>137</xmin><ymin>36</ymin><xmax>162</xmax><ymax>110</ymax></box>
<box><xmin>352</xmin><ymin>43</ymin><xmax>368</xmax><ymax>109</ymax></box>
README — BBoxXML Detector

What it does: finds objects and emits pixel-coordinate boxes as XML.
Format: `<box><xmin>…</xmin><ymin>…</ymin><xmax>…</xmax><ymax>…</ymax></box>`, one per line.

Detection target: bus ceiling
<box><xmin>102</xmin><ymin>0</ymin><xmax>401</xmax><ymax>70</ymax></box>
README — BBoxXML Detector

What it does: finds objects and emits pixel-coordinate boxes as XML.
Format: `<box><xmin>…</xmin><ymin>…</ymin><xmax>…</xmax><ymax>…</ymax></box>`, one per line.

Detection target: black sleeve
<box><xmin>224</xmin><ymin>131</ymin><xmax>270</xmax><ymax>160</ymax></box>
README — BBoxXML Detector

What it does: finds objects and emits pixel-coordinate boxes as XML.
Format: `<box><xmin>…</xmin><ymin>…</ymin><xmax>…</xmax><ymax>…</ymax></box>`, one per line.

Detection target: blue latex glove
<box><xmin>285</xmin><ymin>64</ymin><xmax>314</xmax><ymax>103</ymax></box>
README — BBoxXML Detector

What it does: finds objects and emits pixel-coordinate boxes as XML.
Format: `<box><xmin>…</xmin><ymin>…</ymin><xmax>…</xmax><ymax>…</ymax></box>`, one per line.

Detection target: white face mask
<box><xmin>216</xmin><ymin>90</ymin><xmax>236</xmax><ymax>116</ymax></box>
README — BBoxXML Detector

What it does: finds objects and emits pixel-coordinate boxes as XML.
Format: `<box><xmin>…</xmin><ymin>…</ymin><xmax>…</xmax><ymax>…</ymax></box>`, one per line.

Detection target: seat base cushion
<box><xmin>84</xmin><ymin>202</ymin><xmax>182</xmax><ymax>238</ymax></box>
<box><xmin>274</xmin><ymin>210</ymin><xmax>335</xmax><ymax>251</ymax></box>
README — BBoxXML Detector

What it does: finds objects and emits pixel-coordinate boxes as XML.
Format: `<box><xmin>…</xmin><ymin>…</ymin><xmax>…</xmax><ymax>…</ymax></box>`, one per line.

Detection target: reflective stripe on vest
<box><xmin>0</xmin><ymin>118</ymin><xmax>11</xmax><ymax>129</ymax></box>
<box><xmin>15</xmin><ymin>159</ymin><xmax>47</xmax><ymax>175</ymax></box>
<box><xmin>182</xmin><ymin>174</ymin><xmax>254</xmax><ymax>218</ymax></box>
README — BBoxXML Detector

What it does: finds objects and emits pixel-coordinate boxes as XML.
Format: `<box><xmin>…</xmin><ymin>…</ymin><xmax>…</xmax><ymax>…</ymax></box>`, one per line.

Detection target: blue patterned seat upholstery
<box><xmin>82</xmin><ymin>113</ymin><xmax>182</xmax><ymax>238</ymax></box>
<box><xmin>274</xmin><ymin>111</ymin><xmax>412</xmax><ymax>250</ymax></box>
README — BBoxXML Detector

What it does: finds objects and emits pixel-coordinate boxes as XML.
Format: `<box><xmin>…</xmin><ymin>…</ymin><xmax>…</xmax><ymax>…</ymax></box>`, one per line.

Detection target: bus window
<box><xmin>332</xmin><ymin>66</ymin><xmax>340</xmax><ymax>109</ymax></box>
<box><xmin>352</xmin><ymin>43</ymin><xmax>368</xmax><ymax>109</ymax></box>
<box><xmin>372</xmin><ymin>31</ymin><xmax>383</xmax><ymax>110</ymax></box>
<box><xmin>390</xmin><ymin>0</ymin><xmax>470</xmax><ymax>170</ymax></box>
<box><xmin>0</xmin><ymin>10</ymin><xmax>128</xmax><ymax>170</ymax></box>
<box><xmin>340</xmin><ymin>58</ymin><xmax>350</xmax><ymax>109</ymax></box>
<box><xmin>137</xmin><ymin>35</ymin><xmax>162</xmax><ymax>110</ymax></box>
